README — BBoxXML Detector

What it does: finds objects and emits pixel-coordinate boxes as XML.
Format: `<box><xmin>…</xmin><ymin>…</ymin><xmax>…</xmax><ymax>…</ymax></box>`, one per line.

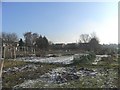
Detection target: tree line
<box><xmin>19</xmin><ymin>32</ymin><xmax>49</xmax><ymax>51</ymax></box>
<box><xmin>1</xmin><ymin>32</ymin><xmax>117</xmax><ymax>56</ymax></box>
<box><xmin>1</xmin><ymin>32</ymin><xmax>49</xmax><ymax>49</ymax></box>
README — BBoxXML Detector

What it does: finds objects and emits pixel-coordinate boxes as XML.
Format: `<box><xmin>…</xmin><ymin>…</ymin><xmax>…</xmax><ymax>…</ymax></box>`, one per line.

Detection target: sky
<box><xmin>2</xmin><ymin>2</ymin><xmax>118</xmax><ymax>44</ymax></box>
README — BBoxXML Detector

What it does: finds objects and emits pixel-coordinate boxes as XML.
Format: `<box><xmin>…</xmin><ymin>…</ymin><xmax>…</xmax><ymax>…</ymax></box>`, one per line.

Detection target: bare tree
<box><xmin>89</xmin><ymin>33</ymin><xmax>100</xmax><ymax>53</ymax></box>
<box><xmin>90</xmin><ymin>32</ymin><xmax>99</xmax><ymax>43</ymax></box>
<box><xmin>2</xmin><ymin>32</ymin><xmax>18</xmax><ymax>43</ymax></box>
<box><xmin>24</xmin><ymin>32</ymin><xmax>33</xmax><ymax>46</ymax></box>
<box><xmin>79</xmin><ymin>34</ymin><xmax>91</xmax><ymax>43</ymax></box>
<box><xmin>32</xmin><ymin>33</ymin><xmax>39</xmax><ymax>45</ymax></box>
<box><xmin>32</xmin><ymin>33</ymin><xmax>39</xmax><ymax>54</ymax></box>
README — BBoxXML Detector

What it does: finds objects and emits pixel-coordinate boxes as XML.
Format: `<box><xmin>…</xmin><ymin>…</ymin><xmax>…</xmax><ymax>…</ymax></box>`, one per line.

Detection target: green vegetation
<box><xmin>72</xmin><ymin>52</ymin><xmax>96</xmax><ymax>65</ymax></box>
<box><xmin>3</xmin><ymin>60</ymin><xmax>27</xmax><ymax>69</ymax></box>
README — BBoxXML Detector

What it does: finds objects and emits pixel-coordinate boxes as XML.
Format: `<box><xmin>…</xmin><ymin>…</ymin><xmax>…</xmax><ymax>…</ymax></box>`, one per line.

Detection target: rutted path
<box><xmin>17</xmin><ymin>56</ymin><xmax>74</xmax><ymax>64</ymax></box>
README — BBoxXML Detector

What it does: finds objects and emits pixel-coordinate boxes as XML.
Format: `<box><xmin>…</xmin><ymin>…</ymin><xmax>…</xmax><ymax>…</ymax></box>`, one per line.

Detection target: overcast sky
<box><xmin>2</xmin><ymin>2</ymin><xmax>118</xmax><ymax>44</ymax></box>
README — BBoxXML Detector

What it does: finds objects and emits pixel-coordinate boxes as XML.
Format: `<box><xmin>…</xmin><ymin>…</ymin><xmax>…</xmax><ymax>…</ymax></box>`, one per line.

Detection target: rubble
<box><xmin>3</xmin><ymin>64</ymin><xmax>38</xmax><ymax>74</ymax></box>
<box><xmin>13</xmin><ymin>67</ymin><xmax>117</xmax><ymax>88</ymax></box>
<box><xmin>5</xmin><ymin>54</ymin><xmax>117</xmax><ymax>88</ymax></box>
<box><xmin>14</xmin><ymin>67</ymin><xmax>112</xmax><ymax>88</ymax></box>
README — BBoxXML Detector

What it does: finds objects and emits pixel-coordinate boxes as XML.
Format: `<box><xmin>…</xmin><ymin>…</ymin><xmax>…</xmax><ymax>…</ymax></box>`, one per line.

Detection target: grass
<box><xmin>2</xmin><ymin>59</ymin><xmax>59</xmax><ymax>88</ymax></box>
<box><xmin>3</xmin><ymin>60</ymin><xmax>27</xmax><ymax>69</ymax></box>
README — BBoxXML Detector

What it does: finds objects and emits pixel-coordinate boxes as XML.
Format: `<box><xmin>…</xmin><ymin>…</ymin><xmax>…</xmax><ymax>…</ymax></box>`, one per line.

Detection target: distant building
<box><xmin>65</xmin><ymin>43</ymin><xmax>77</xmax><ymax>50</ymax></box>
<box><xmin>52</xmin><ymin>42</ymin><xmax>90</xmax><ymax>51</ymax></box>
<box><xmin>53</xmin><ymin>43</ymin><xmax>65</xmax><ymax>50</ymax></box>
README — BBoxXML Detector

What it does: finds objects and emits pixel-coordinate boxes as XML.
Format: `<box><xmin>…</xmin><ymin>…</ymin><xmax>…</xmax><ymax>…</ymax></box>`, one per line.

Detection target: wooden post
<box><xmin>0</xmin><ymin>59</ymin><xmax>4</xmax><ymax>90</ymax></box>
<box><xmin>0</xmin><ymin>46</ymin><xmax>2</xmax><ymax>59</ymax></box>
<box><xmin>11</xmin><ymin>47</ymin><xmax>12</xmax><ymax>59</ymax></box>
<box><xmin>24</xmin><ymin>46</ymin><xmax>26</xmax><ymax>57</ymax></box>
<box><xmin>34</xmin><ymin>48</ymin><xmax>35</xmax><ymax>55</ymax></box>
<box><xmin>0</xmin><ymin>41</ymin><xmax>3</xmax><ymax>89</ymax></box>
<box><xmin>14</xmin><ymin>46</ymin><xmax>16</xmax><ymax>60</ymax></box>
<box><xmin>0</xmin><ymin>59</ymin><xmax>4</xmax><ymax>77</ymax></box>
<box><xmin>3</xmin><ymin>45</ymin><xmax>6</xmax><ymax>59</ymax></box>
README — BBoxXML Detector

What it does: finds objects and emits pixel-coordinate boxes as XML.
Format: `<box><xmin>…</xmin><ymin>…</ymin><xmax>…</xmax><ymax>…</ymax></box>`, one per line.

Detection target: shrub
<box><xmin>72</xmin><ymin>52</ymin><xmax>96</xmax><ymax>65</ymax></box>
